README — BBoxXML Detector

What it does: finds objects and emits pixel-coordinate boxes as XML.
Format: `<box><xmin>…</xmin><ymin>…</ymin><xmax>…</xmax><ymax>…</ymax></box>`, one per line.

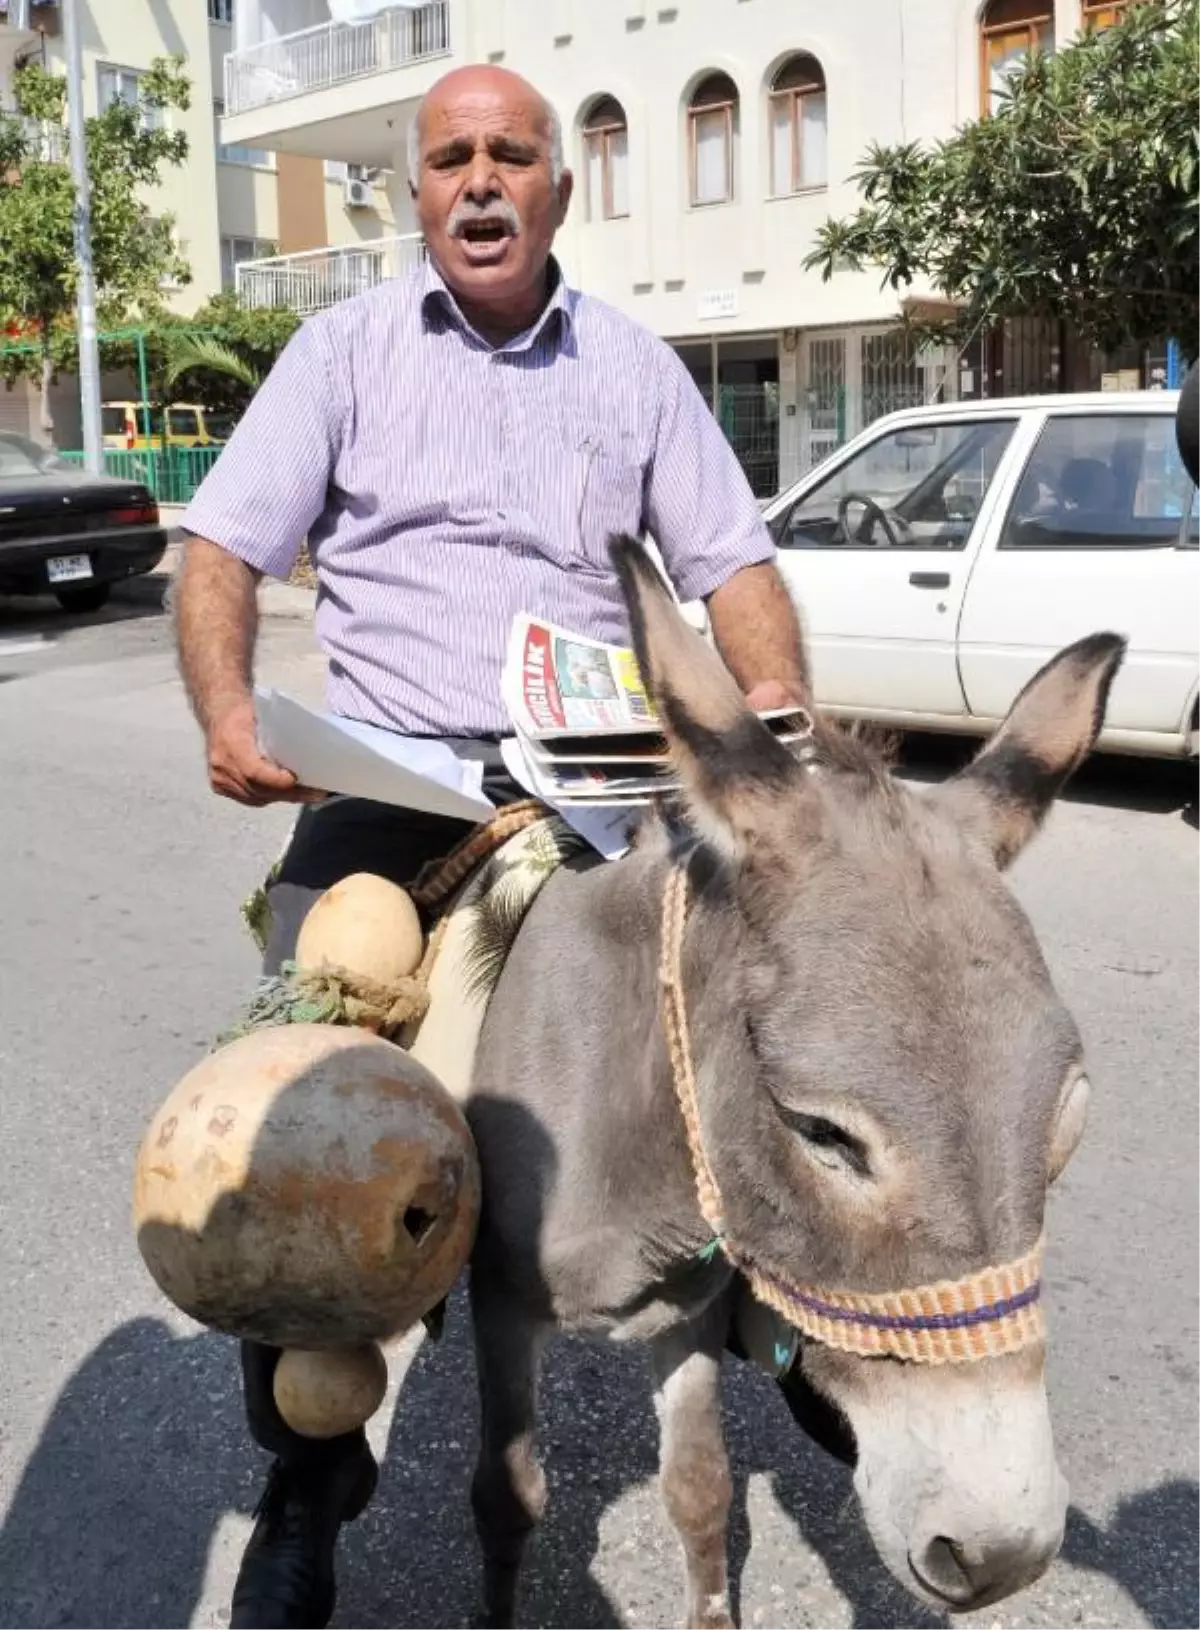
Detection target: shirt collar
<box><xmin>419</xmin><ymin>252</ymin><xmax>573</xmax><ymax>352</ymax></box>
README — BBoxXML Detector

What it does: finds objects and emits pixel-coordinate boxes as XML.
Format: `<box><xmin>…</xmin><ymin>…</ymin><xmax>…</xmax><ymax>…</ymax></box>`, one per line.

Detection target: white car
<box><xmin>758</xmin><ymin>392</ymin><xmax>1198</xmax><ymax>759</ymax></box>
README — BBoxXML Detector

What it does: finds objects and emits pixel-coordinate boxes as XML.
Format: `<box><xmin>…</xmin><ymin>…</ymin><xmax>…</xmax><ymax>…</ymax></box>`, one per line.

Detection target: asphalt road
<box><xmin>0</xmin><ymin>582</ymin><xmax>1196</xmax><ymax>1630</ymax></box>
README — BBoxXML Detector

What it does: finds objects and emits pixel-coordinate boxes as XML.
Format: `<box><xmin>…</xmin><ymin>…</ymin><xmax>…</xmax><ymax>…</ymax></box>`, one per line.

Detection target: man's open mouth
<box><xmin>457</xmin><ymin>219</ymin><xmax>514</xmax><ymax>244</ymax></box>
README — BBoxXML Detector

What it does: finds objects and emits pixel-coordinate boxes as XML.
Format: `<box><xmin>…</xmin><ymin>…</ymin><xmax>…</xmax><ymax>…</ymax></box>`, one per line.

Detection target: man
<box><xmin>177</xmin><ymin>63</ymin><xmax>807</xmax><ymax>1630</ymax></box>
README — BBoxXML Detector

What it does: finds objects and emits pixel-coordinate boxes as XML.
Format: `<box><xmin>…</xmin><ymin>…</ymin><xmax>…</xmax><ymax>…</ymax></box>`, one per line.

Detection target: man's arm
<box><xmin>642</xmin><ymin>346</ymin><xmax>809</xmax><ymax>705</ymax></box>
<box><xmin>173</xmin><ymin>316</ymin><xmax>345</xmax><ymax>804</ymax></box>
<box><xmin>175</xmin><ymin>538</ymin><xmax>318</xmax><ymax>806</ymax></box>
<box><xmin>707</xmin><ymin>561</ymin><xmax>810</xmax><ymax>709</ymax></box>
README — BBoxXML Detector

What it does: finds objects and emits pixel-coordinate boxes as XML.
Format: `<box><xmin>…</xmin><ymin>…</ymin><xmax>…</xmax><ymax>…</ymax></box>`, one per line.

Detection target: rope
<box><xmin>657</xmin><ymin>863</ymin><xmax>1046</xmax><ymax>1366</ymax></box>
<box><xmin>410</xmin><ymin>800</ymin><xmax>548</xmax><ymax>915</ymax></box>
<box><xmin>218</xmin><ymin>804</ymin><xmax>547</xmax><ymax>1050</ymax></box>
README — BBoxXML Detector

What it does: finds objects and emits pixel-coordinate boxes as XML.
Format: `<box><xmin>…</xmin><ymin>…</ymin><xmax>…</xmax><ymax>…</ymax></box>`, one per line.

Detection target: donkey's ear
<box><xmin>611</xmin><ymin>536</ymin><xmax>806</xmax><ymax>859</ymax></box>
<box><xmin>938</xmin><ymin>632</ymin><xmax>1126</xmax><ymax>869</ymax></box>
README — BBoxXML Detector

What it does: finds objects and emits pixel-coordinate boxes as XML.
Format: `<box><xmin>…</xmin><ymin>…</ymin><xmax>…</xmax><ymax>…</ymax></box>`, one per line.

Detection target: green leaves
<box><xmin>805</xmin><ymin>0</ymin><xmax>1199</xmax><ymax>357</ymax></box>
<box><xmin>0</xmin><ymin>56</ymin><xmax>192</xmax><ymax>401</ymax></box>
<box><xmin>163</xmin><ymin>335</ymin><xmax>263</xmax><ymax>395</ymax></box>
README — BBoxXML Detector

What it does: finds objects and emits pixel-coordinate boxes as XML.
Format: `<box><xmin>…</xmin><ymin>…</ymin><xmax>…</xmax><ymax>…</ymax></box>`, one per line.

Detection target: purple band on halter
<box><xmin>760</xmin><ymin>1271</ymin><xmax>1042</xmax><ymax>1332</ymax></box>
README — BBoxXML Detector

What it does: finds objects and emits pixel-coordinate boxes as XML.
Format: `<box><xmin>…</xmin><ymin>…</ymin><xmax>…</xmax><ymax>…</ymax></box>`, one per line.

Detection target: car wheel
<box><xmin>54</xmin><ymin>582</ymin><xmax>111</xmax><ymax>614</ymax></box>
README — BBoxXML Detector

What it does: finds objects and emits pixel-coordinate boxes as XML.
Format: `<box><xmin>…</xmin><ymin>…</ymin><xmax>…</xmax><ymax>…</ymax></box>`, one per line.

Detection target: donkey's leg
<box><xmin>651</xmin><ymin>1307</ymin><xmax>735</xmax><ymax>1630</ymax></box>
<box><xmin>470</xmin><ymin>1280</ymin><xmax>548</xmax><ymax>1629</ymax></box>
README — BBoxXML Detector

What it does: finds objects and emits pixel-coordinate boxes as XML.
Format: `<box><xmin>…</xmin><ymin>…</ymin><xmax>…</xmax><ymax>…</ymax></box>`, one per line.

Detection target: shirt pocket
<box><xmin>569</xmin><ymin>436</ymin><xmax>645</xmax><ymax>573</ymax></box>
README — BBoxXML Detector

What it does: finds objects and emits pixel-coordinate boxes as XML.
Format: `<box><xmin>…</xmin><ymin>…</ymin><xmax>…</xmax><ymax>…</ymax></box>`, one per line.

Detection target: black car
<box><xmin>0</xmin><ymin>432</ymin><xmax>168</xmax><ymax>613</ymax></box>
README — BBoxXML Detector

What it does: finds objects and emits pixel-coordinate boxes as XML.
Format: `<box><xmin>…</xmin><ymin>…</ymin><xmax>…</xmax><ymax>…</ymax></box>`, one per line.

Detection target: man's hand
<box><xmin>176</xmin><ymin>537</ymin><xmax>324</xmax><ymax>807</ymax></box>
<box><xmin>707</xmin><ymin>563</ymin><xmax>811</xmax><ymax>708</ymax></box>
<box><xmin>744</xmin><ymin>679</ymin><xmax>807</xmax><ymax>714</ymax></box>
<box><xmin>206</xmin><ymin>698</ymin><xmax>323</xmax><ymax>807</ymax></box>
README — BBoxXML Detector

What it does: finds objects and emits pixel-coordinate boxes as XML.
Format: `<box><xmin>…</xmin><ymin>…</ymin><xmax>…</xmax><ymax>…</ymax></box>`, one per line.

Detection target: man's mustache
<box><xmin>447</xmin><ymin>199</ymin><xmax>521</xmax><ymax>238</ymax></box>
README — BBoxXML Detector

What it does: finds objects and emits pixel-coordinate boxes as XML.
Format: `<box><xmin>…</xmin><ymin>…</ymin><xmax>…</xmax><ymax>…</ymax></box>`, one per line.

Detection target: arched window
<box><xmin>688</xmin><ymin>73</ymin><xmax>739</xmax><ymax>207</ymax></box>
<box><xmin>768</xmin><ymin>54</ymin><xmax>827</xmax><ymax>195</ymax></box>
<box><xmin>582</xmin><ymin>96</ymin><xmax>630</xmax><ymax>221</ymax></box>
<box><xmin>980</xmin><ymin>0</ymin><xmax>1054</xmax><ymax>115</ymax></box>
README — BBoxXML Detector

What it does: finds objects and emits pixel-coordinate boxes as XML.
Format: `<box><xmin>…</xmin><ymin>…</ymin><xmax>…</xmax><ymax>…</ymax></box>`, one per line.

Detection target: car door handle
<box><xmin>909</xmin><ymin>571</ymin><xmax>951</xmax><ymax>589</ymax></box>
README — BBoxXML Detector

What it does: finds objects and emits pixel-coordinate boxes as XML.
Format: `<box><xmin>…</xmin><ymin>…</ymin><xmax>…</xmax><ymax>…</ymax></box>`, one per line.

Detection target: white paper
<box><xmin>255</xmin><ymin>689</ymin><xmax>495</xmax><ymax>824</ymax></box>
<box><xmin>500</xmin><ymin>737</ymin><xmax>635</xmax><ymax>860</ymax></box>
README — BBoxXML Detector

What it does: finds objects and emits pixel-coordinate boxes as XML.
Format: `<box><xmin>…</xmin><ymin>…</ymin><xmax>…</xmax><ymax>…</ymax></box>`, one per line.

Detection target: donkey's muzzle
<box><xmin>908</xmin><ymin>1517</ymin><xmax>1064</xmax><ymax>1611</ymax></box>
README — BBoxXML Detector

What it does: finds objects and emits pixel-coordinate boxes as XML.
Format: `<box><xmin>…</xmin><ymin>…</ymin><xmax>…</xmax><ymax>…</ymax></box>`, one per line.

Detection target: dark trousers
<box><xmin>243</xmin><ymin>754</ymin><xmax>522</xmax><ymax>1471</ymax></box>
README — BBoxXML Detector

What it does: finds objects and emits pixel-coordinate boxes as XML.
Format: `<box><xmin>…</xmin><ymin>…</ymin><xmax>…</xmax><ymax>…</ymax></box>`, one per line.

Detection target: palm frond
<box><xmin>163</xmin><ymin>335</ymin><xmax>262</xmax><ymax>392</ymax></box>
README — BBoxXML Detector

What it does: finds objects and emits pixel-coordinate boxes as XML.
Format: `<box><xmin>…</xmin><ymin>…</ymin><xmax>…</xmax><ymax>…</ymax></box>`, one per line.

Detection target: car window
<box><xmin>101</xmin><ymin>406</ymin><xmax>129</xmax><ymax>437</ymax></box>
<box><xmin>1001</xmin><ymin>413</ymin><xmax>1195</xmax><ymax>550</ymax></box>
<box><xmin>168</xmin><ymin>408</ymin><xmax>200</xmax><ymax>438</ymax></box>
<box><xmin>204</xmin><ymin>411</ymin><xmax>237</xmax><ymax>441</ymax></box>
<box><xmin>0</xmin><ymin>433</ymin><xmax>70</xmax><ymax>478</ymax></box>
<box><xmin>773</xmin><ymin>418</ymin><xmax>1018</xmax><ymax>551</ymax></box>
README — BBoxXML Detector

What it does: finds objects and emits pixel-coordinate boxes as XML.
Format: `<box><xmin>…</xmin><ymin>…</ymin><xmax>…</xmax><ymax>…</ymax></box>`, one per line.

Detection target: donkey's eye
<box><xmin>787</xmin><ymin>1112</ymin><xmax>872</xmax><ymax>1178</ymax></box>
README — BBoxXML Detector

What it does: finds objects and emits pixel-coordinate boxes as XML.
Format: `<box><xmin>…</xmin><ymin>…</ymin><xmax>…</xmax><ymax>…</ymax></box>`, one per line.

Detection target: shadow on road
<box><xmin>1061</xmin><ymin>1480</ymin><xmax>1200</xmax><ymax>1630</ymax></box>
<box><xmin>2</xmin><ymin>1304</ymin><xmax>1196</xmax><ymax>1629</ymax></box>
<box><xmin>0</xmin><ymin>1317</ymin><xmax>255</xmax><ymax>1630</ymax></box>
<box><xmin>0</xmin><ymin>574</ymin><xmax>169</xmax><ymax>645</ymax></box>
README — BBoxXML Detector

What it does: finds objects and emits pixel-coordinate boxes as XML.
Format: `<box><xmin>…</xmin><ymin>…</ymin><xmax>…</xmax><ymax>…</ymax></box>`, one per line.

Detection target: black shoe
<box><xmin>230</xmin><ymin>1447</ymin><xmax>378</xmax><ymax>1629</ymax></box>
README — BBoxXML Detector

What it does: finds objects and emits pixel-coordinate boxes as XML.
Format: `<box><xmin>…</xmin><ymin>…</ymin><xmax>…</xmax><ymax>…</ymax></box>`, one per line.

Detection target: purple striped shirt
<box><xmin>182</xmin><ymin>257</ymin><xmax>775</xmax><ymax>736</ymax></box>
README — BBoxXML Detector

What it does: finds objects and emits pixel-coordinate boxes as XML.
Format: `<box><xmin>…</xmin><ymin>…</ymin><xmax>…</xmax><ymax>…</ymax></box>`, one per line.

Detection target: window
<box><xmin>581</xmin><ymin>96</ymin><xmax>629</xmax><ymax>221</ymax></box>
<box><xmin>1001</xmin><ymin>414</ymin><xmax>1200</xmax><ymax>550</ymax></box>
<box><xmin>221</xmin><ymin>234</ymin><xmax>277</xmax><ymax>289</ymax></box>
<box><xmin>0</xmin><ymin>432</ymin><xmax>70</xmax><ymax>478</ymax></box>
<box><xmin>688</xmin><ymin>73</ymin><xmax>738</xmax><ymax>207</ymax></box>
<box><xmin>979</xmin><ymin>0</ymin><xmax>1053</xmax><ymax>115</ymax></box>
<box><xmin>98</xmin><ymin>65</ymin><xmax>164</xmax><ymax>132</ymax></box>
<box><xmin>1082</xmin><ymin>0</ymin><xmax>1132</xmax><ymax>27</ymax></box>
<box><xmin>208</xmin><ymin>0</ymin><xmax>235</xmax><ymax>22</ymax></box>
<box><xmin>214</xmin><ymin>99</ymin><xmax>273</xmax><ymax>168</ymax></box>
<box><xmin>774</xmin><ymin>418</ymin><xmax>1017</xmax><ymax>550</ymax></box>
<box><xmin>168</xmin><ymin>408</ymin><xmax>201</xmax><ymax>439</ymax></box>
<box><xmin>768</xmin><ymin>54</ymin><xmax>827</xmax><ymax>195</ymax></box>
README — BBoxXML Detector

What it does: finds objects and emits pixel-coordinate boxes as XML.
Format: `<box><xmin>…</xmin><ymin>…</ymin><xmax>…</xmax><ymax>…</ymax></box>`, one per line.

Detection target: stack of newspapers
<box><xmin>499</xmin><ymin>614</ymin><xmax>810</xmax><ymax>806</ymax></box>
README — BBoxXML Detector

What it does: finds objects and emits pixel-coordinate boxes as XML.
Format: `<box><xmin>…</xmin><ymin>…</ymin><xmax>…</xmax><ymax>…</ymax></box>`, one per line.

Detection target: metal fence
<box><xmin>224</xmin><ymin>1</ymin><xmax>450</xmax><ymax>115</ymax></box>
<box><xmin>237</xmin><ymin>233</ymin><xmax>427</xmax><ymax>315</ymax></box>
<box><xmin>59</xmin><ymin>446</ymin><xmax>223</xmax><ymax>505</ymax></box>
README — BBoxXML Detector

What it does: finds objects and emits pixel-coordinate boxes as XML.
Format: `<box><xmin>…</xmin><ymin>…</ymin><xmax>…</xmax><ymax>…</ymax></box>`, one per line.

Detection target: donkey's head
<box><xmin>614</xmin><ymin>538</ymin><xmax>1123</xmax><ymax>1614</ymax></box>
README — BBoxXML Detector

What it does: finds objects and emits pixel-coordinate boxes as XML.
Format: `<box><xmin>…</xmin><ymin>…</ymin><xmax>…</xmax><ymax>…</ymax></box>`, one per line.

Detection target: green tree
<box><xmin>161</xmin><ymin>293</ymin><xmax>301</xmax><ymax>414</ymax></box>
<box><xmin>805</xmin><ymin>0</ymin><xmax>1199</xmax><ymax>359</ymax></box>
<box><xmin>0</xmin><ymin>58</ymin><xmax>191</xmax><ymax>439</ymax></box>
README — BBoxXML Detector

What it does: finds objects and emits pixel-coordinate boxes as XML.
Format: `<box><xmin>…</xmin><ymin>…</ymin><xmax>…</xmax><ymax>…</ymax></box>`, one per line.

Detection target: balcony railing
<box><xmin>236</xmin><ymin>233</ymin><xmax>427</xmax><ymax>315</ymax></box>
<box><xmin>224</xmin><ymin>1</ymin><xmax>450</xmax><ymax>116</ymax></box>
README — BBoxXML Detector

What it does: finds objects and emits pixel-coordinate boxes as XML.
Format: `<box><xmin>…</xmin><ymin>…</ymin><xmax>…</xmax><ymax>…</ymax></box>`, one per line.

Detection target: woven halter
<box><xmin>658</xmin><ymin>864</ymin><xmax>1045</xmax><ymax>1366</ymax></box>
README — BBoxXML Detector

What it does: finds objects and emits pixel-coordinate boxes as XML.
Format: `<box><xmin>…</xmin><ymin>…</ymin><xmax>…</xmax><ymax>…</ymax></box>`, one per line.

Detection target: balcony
<box><xmin>236</xmin><ymin>233</ymin><xmax>426</xmax><ymax>315</ymax></box>
<box><xmin>220</xmin><ymin>1</ymin><xmax>453</xmax><ymax>168</ymax></box>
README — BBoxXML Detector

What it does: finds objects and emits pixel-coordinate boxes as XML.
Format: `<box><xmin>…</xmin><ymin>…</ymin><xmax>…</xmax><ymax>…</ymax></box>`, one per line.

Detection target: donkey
<box><xmin>466</xmin><ymin>537</ymin><xmax>1122</xmax><ymax>1628</ymax></box>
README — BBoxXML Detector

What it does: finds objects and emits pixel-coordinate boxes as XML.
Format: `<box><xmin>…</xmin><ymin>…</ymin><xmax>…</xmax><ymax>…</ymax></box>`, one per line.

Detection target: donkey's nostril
<box><xmin>911</xmin><ymin>1536</ymin><xmax>975</xmax><ymax>1606</ymax></box>
<box><xmin>910</xmin><ymin>1530</ymin><xmax>1058</xmax><ymax>1610</ymax></box>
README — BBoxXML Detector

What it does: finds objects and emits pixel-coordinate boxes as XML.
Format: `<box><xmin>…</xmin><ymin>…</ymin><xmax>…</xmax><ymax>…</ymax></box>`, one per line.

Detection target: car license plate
<box><xmin>46</xmin><ymin>554</ymin><xmax>93</xmax><ymax>583</ymax></box>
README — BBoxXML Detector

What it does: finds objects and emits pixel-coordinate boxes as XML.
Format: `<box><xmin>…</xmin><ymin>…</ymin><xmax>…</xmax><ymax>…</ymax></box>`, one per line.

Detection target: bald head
<box><xmin>407</xmin><ymin>66</ymin><xmax>564</xmax><ymax>188</ymax></box>
<box><xmin>406</xmin><ymin>64</ymin><xmax>573</xmax><ymax>344</ymax></box>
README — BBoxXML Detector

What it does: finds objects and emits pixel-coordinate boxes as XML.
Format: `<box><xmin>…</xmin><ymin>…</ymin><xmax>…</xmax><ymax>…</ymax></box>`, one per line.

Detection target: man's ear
<box><xmin>936</xmin><ymin>632</ymin><xmax>1126</xmax><ymax>868</ymax></box>
<box><xmin>555</xmin><ymin>168</ymin><xmax>574</xmax><ymax>226</ymax></box>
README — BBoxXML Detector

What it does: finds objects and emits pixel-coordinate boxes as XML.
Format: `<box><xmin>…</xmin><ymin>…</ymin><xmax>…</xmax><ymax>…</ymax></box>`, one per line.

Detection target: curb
<box><xmin>260</xmin><ymin>582</ymin><xmax>317</xmax><ymax>620</ymax></box>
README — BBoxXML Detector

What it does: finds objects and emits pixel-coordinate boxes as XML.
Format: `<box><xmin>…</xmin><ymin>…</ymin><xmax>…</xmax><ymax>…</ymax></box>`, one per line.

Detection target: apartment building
<box><xmin>0</xmin><ymin>0</ymin><xmax>395</xmax><ymax>437</ymax></box>
<box><xmin>218</xmin><ymin>0</ymin><xmax>1147</xmax><ymax>491</ymax></box>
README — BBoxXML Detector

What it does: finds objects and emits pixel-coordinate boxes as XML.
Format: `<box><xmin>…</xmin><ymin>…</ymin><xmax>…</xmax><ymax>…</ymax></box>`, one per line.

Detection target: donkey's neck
<box><xmin>473</xmin><ymin>839</ymin><xmax>734</xmax><ymax>1337</ymax></box>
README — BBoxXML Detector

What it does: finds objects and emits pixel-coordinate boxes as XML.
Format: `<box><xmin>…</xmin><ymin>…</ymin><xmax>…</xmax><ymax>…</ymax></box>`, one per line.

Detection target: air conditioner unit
<box><xmin>343</xmin><ymin>177</ymin><xmax>372</xmax><ymax>209</ymax></box>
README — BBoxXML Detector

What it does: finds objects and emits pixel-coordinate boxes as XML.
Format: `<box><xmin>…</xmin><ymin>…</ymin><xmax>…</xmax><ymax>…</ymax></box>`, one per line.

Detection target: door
<box><xmin>958</xmin><ymin>408</ymin><xmax>1200</xmax><ymax>735</ymax></box>
<box><xmin>772</xmin><ymin>412</ymin><xmax>1022</xmax><ymax>715</ymax></box>
<box><xmin>801</xmin><ymin>334</ymin><xmax>847</xmax><ymax>472</ymax></box>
